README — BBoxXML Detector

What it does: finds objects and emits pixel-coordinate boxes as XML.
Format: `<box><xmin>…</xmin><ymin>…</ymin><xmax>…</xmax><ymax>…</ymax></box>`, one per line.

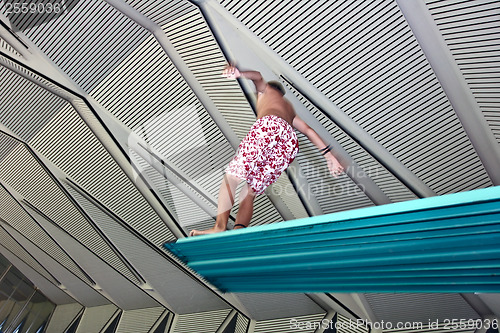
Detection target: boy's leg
<box><xmin>189</xmin><ymin>174</ymin><xmax>240</xmax><ymax>236</ymax></box>
<box><xmin>233</xmin><ymin>182</ymin><xmax>256</xmax><ymax>229</ymax></box>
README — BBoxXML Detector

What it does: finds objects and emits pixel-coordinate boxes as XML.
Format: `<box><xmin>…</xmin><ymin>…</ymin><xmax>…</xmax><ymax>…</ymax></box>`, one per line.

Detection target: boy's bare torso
<box><xmin>257</xmin><ymin>86</ymin><xmax>296</xmax><ymax>126</ymax></box>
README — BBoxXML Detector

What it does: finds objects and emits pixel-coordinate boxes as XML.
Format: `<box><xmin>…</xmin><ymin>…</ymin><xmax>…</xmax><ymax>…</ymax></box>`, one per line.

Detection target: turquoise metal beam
<box><xmin>164</xmin><ymin>186</ymin><xmax>500</xmax><ymax>293</ymax></box>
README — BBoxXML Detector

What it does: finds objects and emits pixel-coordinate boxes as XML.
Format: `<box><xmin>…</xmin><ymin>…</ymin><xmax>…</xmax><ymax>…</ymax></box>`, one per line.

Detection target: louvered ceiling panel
<box><xmin>253</xmin><ymin>313</ymin><xmax>325</xmax><ymax>333</ymax></box>
<box><xmin>221</xmin><ymin>0</ymin><xmax>491</xmax><ymax>195</ymax></box>
<box><xmin>0</xmin><ymin>225</ymin><xmax>58</xmax><ymax>286</ymax></box>
<box><xmin>124</xmin><ymin>0</ymin><xmax>195</xmax><ymax>26</ymax></box>
<box><xmin>0</xmin><ymin>184</ymin><xmax>92</xmax><ymax>286</ymax></box>
<box><xmin>64</xmin><ymin>183</ymin><xmax>230</xmax><ymax>314</ymax></box>
<box><xmin>0</xmin><ymin>59</ymin><xmax>176</xmax><ymax>246</ymax></box>
<box><xmin>15</xmin><ymin>0</ymin><xmax>149</xmax><ymax>93</ymax></box>
<box><xmin>0</xmin><ymin>37</ymin><xmax>21</xmax><ymax>57</ymax></box>
<box><xmin>163</xmin><ymin>8</ymin><xmax>257</xmax><ymax>141</ymax></box>
<box><xmin>364</xmin><ymin>293</ymin><xmax>479</xmax><ymax>326</ymax></box>
<box><xmin>116</xmin><ymin>307</ymin><xmax>166</xmax><ymax>333</ymax></box>
<box><xmin>0</xmin><ymin>132</ymin><xmax>20</xmax><ymax>163</ymax></box>
<box><xmin>172</xmin><ymin>309</ymin><xmax>231</xmax><ymax>333</ymax></box>
<box><xmin>0</xmin><ymin>141</ymin><xmax>140</xmax><ymax>285</ymax></box>
<box><xmin>426</xmin><ymin>0</ymin><xmax>500</xmax><ymax>143</ymax></box>
<box><xmin>28</xmin><ymin>102</ymin><xmax>176</xmax><ymax>246</ymax></box>
<box><xmin>0</xmin><ymin>67</ymin><xmax>65</xmax><ymax>142</ymax></box>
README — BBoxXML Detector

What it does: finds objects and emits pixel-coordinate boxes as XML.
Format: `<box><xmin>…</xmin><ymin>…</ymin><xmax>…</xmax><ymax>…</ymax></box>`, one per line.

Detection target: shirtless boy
<box><xmin>189</xmin><ymin>65</ymin><xmax>343</xmax><ymax>236</ymax></box>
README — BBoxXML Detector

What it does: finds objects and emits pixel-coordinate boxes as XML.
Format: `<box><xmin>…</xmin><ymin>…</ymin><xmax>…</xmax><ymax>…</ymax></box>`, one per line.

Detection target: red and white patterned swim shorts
<box><xmin>225</xmin><ymin>115</ymin><xmax>299</xmax><ymax>195</ymax></box>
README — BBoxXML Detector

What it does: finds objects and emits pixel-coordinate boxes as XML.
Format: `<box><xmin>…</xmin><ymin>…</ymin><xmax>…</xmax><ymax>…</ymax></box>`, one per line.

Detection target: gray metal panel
<box><xmin>116</xmin><ymin>307</ymin><xmax>166</xmax><ymax>333</ymax></box>
<box><xmin>426</xmin><ymin>0</ymin><xmax>500</xmax><ymax>144</ymax></box>
<box><xmin>172</xmin><ymin>309</ymin><xmax>231</xmax><ymax>333</ymax></box>
<box><xmin>286</xmin><ymin>82</ymin><xmax>416</xmax><ymax>213</ymax></box>
<box><xmin>220</xmin><ymin>0</ymin><xmax>491</xmax><ymax>196</ymax></box>
<box><xmin>0</xmin><ymin>221</ymin><xmax>109</xmax><ymax>307</ymax></box>
<box><xmin>76</xmin><ymin>305</ymin><xmax>120</xmax><ymax>333</ymax></box>
<box><xmin>44</xmin><ymin>304</ymin><xmax>84</xmax><ymax>333</ymax></box>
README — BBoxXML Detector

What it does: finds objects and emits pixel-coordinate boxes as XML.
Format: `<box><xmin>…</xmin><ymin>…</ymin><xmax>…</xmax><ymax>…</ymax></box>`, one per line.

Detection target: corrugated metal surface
<box><xmin>130</xmin><ymin>149</ymin><xmax>215</xmax><ymax>233</ymax></box>
<box><xmin>365</xmin><ymin>293</ymin><xmax>479</xmax><ymax>326</ymax></box>
<box><xmin>116</xmin><ymin>307</ymin><xmax>166</xmax><ymax>333</ymax></box>
<box><xmin>0</xmin><ymin>37</ymin><xmax>21</xmax><ymax>57</ymax></box>
<box><xmin>426</xmin><ymin>0</ymin><xmax>500</xmax><ymax>144</ymax></box>
<box><xmin>254</xmin><ymin>313</ymin><xmax>325</xmax><ymax>333</ymax></box>
<box><xmin>220</xmin><ymin>0</ymin><xmax>491</xmax><ymax>196</ymax></box>
<box><xmin>76</xmin><ymin>305</ymin><xmax>120</xmax><ymax>333</ymax></box>
<box><xmin>16</xmin><ymin>0</ymin><xmax>149</xmax><ymax>93</ymax></box>
<box><xmin>172</xmin><ymin>309</ymin><xmax>231</xmax><ymax>333</ymax></box>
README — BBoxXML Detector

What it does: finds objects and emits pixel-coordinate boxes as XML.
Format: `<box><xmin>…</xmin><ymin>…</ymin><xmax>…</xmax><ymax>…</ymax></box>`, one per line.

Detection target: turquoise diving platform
<box><xmin>163</xmin><ymin>186</ymin><xmax>500</xmax><ymax>293</ymax></box>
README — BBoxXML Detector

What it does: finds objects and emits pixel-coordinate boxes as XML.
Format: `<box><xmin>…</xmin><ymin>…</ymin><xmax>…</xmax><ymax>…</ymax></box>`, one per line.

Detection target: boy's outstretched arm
<box><xmin>293</xmin><ymin>116</ymin><xmax>344</xmax><ymax>177</ymax></box>
<box><xmin>222</xmin><ymin>64</ymin><xmax>267</xmax><ymax>93</ymax></box>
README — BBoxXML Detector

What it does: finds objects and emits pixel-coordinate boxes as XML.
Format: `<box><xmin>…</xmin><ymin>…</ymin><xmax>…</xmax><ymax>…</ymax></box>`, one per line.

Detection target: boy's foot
<box><xmin>189</xmin><ymin>226</ymin><xmax>225</xmax><ymax>237</ymax></box>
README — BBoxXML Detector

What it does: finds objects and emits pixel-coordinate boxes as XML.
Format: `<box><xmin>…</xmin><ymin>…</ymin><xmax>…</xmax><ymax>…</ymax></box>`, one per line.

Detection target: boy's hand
<box><xmin>325</xmin><ymin>153</ymin><xmax>344</xmax><ymax>178</ymax></box>
<box><xmin>222</xmin><ymin>64</ymin><xmax>241</xmax><ymax>79</ymax></box>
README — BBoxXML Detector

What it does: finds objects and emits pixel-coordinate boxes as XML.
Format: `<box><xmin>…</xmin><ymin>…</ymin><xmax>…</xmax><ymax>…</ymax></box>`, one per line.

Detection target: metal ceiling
<box><xmin>0</xmin><ymin>0</ymin><xmax>499</xmax><ymax>332</ymax></box>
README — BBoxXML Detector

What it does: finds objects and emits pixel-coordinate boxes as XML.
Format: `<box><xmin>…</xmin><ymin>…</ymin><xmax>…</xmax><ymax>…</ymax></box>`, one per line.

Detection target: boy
<box><xmin>189</xmin><ymin>65</ymin><xmax>343</xmax><ymax>236</ymax></box>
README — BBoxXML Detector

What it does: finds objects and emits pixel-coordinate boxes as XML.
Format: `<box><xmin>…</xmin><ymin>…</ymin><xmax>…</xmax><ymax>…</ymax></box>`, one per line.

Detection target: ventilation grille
<box><xmin>0</xmin><ymin>36</ymin><xmax>21</xmax><ymax>57</ymax></box>
<box><xmin>17</xmin><ymin>0</ymin><xmax>149</xmax><ymax>93</ymax></box>
<box><xmin>254</xmin><ymin>313</ymin><xmax>325</xmax><ymax>333</ymax></box>
<box><xmin>116</xmin><ymin>307</ymin><xmax>166</xmax><ymax>333</ymax></box>
<box><xmin>172</xmin><ymin>309</ymin><xmax>231</xmax><ymax>333</ymax></box>
<box><xmin>426</xmin><ymin>0</ymin><xmax>500</xmax><ymax>144</ymax></box>
<box><xmin>221</xmin><ymin>0</ymin><xmax>491</xmax><ymax>195</ymax></box>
